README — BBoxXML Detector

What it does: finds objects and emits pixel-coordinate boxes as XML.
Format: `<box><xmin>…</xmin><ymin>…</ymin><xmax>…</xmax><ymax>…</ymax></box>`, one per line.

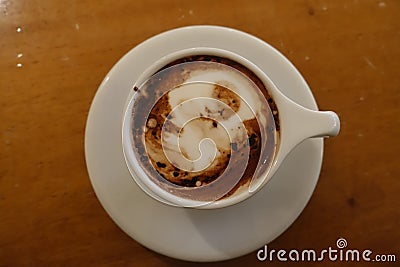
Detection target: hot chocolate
<box><xmin>128</xmin><ymin>55</ymin><xmax>279</xmax><ymax>203</ymax></box>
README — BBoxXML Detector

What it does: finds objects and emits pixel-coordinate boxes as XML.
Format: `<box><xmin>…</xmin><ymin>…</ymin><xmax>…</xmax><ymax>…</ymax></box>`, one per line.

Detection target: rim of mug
<box><xmin>122</xmin><ymin>47</ymin><xmax>281</xmax><ymax>209</ymax></box>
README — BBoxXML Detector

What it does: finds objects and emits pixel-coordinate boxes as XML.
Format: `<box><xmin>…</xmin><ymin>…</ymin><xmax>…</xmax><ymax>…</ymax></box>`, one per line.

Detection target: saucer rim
<box><xmin>85</xmin><ymin>25</ymin><xmax>323</xmax><ymax>262</ymax></box>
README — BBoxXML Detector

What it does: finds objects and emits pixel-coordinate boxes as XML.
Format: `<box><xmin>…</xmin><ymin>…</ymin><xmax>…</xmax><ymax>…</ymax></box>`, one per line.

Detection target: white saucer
<box><xmin>85</xmin><ymin>26</ymin><xmax>323</xmax><ymax>262</ymax></box>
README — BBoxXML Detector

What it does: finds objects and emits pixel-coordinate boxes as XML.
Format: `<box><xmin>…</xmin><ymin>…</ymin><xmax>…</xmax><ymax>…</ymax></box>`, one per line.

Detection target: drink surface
<box><xmin>129</xmin><ymin>56</ymin><xmax>279</xmax><ymax>202</ymax></box>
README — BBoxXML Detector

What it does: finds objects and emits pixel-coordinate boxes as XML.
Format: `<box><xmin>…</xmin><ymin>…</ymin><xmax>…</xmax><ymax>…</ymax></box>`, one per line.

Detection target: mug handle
<box><xmin>276</xmin><ymin>96</ymin><xmax>340</xmax><ymax>164</ymax></box>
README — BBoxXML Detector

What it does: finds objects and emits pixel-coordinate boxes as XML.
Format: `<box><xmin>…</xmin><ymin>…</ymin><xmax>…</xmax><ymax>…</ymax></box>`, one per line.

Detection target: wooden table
<box><xmin>1</xmin><ymin>1</ymin><xmax>399</xmax><ymax>266</ymax></box>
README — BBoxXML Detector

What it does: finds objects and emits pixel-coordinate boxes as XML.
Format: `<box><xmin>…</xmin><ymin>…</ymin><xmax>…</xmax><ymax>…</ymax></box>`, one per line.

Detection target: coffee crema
<box><xmin>129</xmin><ymin>55</ymin><xmax>279</xmax><ymax>201</ymax></box>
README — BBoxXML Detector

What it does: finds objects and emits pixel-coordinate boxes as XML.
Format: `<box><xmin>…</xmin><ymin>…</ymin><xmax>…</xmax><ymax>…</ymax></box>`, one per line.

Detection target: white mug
<box><xmin>122</xmin><ymin>27</ymin><xmax>340</xmax><ymax>209</ymax></box>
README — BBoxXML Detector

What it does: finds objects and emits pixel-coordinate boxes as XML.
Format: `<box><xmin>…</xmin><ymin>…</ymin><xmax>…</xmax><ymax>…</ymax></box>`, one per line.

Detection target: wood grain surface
<box><xmin>1</xmin><ymin>0</ymin><xmax>399</xmax><ymax>266</ymax></box>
